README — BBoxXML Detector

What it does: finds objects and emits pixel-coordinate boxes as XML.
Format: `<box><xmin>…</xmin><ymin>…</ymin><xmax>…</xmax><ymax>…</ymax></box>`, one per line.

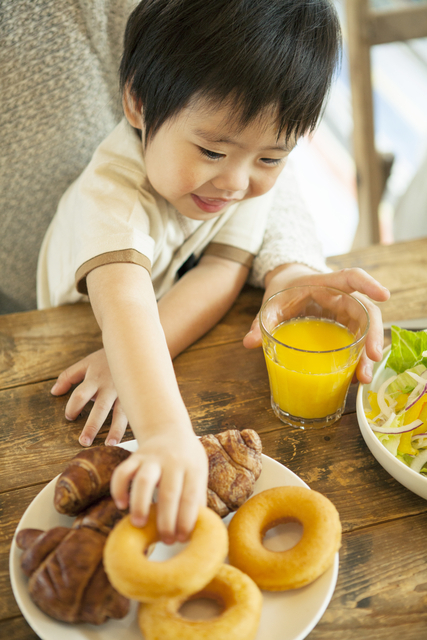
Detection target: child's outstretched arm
<box><xmin>243</xmin><ymin>263</ymin><xmax>390</xmax><ymax>383</ymax></box>
<box><xmin>51</xmin><ymin>255</ymin><xmax>249</xmax><ymax>446</ymax></box>
<box><xmin>84</xmin><ymin>261</ymin><xmax>208</xmax><ymax>544</ymax></box>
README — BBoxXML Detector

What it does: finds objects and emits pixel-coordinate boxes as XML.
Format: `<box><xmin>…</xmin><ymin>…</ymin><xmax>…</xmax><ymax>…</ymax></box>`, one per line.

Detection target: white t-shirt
<box><xmin>37</xmin><ymin>119</ymin><xmax>328</xmax><ymax>309</ymax></box>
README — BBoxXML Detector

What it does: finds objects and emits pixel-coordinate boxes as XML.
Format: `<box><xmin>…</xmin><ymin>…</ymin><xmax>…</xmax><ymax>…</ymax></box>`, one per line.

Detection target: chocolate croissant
<box><xmin>54</xmin><ymin>445</ymin><xmax>131</xmax><ymax>516</ymax></box>
<box><xmin>72</xmin><ymin>495</ymin><xmax>127</xmax><ymax>536</ymax></box>
<box><xmin>201</xmin><ymin>428</ymin><xmax>262</xmax><ymax>517</ymax></box>
<box><xmin>16</xmin><ymin>497</ymin><xmax>129</xmax><ymax>625</ymax></box>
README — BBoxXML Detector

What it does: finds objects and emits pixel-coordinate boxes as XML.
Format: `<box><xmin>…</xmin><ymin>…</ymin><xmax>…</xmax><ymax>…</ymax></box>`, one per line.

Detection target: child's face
<box><xmin>143</xmin><ymin>99</ymin><xmax>295</xmax><ymax>220</ymax></box>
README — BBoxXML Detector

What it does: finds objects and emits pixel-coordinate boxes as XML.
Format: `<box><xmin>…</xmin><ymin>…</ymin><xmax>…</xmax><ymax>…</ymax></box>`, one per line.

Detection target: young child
<box><xmin>38</xmin><ymin>0</ymin><xmax>389</xmax><ymax>544</ymax></box>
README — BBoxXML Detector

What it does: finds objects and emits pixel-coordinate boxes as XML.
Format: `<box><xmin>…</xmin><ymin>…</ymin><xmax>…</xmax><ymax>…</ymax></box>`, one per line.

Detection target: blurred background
<box><xmin>292</xmin><ymin>0</ymin><xmax>427</xmax><ymax>257</ymax></box>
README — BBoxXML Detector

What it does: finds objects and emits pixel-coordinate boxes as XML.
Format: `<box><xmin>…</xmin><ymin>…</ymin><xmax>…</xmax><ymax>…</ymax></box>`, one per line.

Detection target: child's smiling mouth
<box><xmin>191</xmin><ymin>194</ymin><xmax>237</xmax><ymax>214</ymax></box>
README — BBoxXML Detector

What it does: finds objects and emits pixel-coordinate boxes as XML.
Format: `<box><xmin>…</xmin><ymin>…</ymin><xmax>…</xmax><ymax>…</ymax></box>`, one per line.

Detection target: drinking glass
<box><xmin>260</xmin><ymin>285</ymin><xmax>369</xmax><ymax>429</ymax></box>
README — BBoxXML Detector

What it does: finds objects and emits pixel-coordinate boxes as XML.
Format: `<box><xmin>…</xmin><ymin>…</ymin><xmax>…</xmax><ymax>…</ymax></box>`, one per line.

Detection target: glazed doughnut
<box><xmin>104</xmin><ymin>505</ymin><xmax>228</xmax><ymax>602</ymax></box>
<box><xmin>228</xmin><ymin>486</ymin><xmax>341</xmax><ymax>590</ymax></box>
<box><xmin>138</xmin><ymin>564</ymin><xmax>262</xmax><ymax>640</ymax></box>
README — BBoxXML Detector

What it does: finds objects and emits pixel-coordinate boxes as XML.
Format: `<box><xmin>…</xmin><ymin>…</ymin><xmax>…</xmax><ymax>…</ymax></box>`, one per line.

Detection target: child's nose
<box><xmin>212</xmin><ymin>166</ymin><xmax>249</xmax><ymax>194</ymax></box>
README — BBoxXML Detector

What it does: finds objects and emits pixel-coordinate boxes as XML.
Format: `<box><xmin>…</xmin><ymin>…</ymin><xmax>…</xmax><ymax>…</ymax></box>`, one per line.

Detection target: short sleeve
<box><xmin>73</xmin><ymin>163</ymin><xmax>156</xmax><ymax>294</ymax></box>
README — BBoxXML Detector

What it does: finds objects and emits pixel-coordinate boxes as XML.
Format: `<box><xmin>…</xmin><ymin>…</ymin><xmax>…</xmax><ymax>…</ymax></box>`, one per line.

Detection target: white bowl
<box><xmin>356</xmin><ymin>344</ymin><xmax>427</xmax><ymax>500</ymax></box>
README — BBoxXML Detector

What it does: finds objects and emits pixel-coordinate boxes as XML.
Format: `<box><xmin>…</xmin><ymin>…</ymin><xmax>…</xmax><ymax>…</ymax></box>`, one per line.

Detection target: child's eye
<box><xmin>261</xmin><ymin>157</ymin><xmax>285</xmax><ymax>166</ymax></box>
<box><xmin>199</xmin><ymin>147</ymin><xmax>224</xmax><ymax>160</ymax></box>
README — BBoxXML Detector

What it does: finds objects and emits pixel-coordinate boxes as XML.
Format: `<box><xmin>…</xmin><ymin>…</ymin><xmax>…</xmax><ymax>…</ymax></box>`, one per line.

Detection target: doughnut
<box><xmin>103</xmin><ymin>505</ymin><xmax>228</xmax><ymax>602</ymax></box>
<box><xmin>138</xmin><ymin>564</ymin><xmax>263</xmax><ymax>640</ymax></box>
<box><xmin>228</xmin><ymin>486</ymin><xmax>341</xmax><ymax>590</ymax></box>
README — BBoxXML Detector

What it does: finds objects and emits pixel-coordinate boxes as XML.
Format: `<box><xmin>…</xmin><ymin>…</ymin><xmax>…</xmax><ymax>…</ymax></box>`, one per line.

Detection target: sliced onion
<box><xmin>410</xmin><ymin>449</ymin><xmax>427</xmax><ymax>474</ymax></box>
<box><xmin>369</xmin><ymin>411</ymin><xmax>396</xmax><ymax>430</ymax></box>
<box><xmin>370</xmin><ymin>418</ymin><xmax>423</xmax><ymax>434</ymax></box>
<box><xmin>411</xmin><ymin>434</ymin><xmax>427</xmax><ymax>449</ymax></box>
<box><xmin>407</xmin><ymin>371</ymin><xmax>427</xmax><ymax>385</ymax></box>
<box><xmin>385</xmin><ymin>393</ymin><xmax>396</xmax><ymax>409</ymax></box>
<box><xmin>412</xmin><ymin>441</ymin><xmax>427</xmax><ymax>452</ymax></box>
<box><xmin>376</xmin><ymin>375</ymin><xmax>397</xmax><ymax>417</ymax></box>
<box><xmin>406</xmin><ymin>383</ymin><xmax>427</xmax><ymax>411</ymax></box>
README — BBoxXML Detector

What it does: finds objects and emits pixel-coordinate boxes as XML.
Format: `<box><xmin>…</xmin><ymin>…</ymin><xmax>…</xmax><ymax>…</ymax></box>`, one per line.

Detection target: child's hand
<box><xmin>111</xmin><ymin>430</ymin><xmax>208</xmax><ymax>544</ymax></box>
<box><xmin>50</xmin><ymin>349</ymin><xmax>127</xmax><ymax>447</ymax></box>
<box><xmin>243</xmin><ymin>267</ymin><xmax>390</xmax><ymax>384</ymax></box>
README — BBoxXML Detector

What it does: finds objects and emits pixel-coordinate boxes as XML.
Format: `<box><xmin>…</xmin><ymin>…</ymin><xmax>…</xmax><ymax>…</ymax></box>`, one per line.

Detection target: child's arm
<box><xmin>157</xmin><ymin>254</ymin><xmax>249</xmax><ymax>358</ymax></box>
<box><xmin>243</xmin><ymin>263</ymin><xmax>390</xmax><ymax>382</ymax></box>
<box><xmin>84</xmin><ymin>261</ymin><xmax>209</xmax><ymax>543</ymax></box>
<box><xmin>52</xmin><ymin>256</ymin><xmax>248</xmax><ymax>447</ymax></box>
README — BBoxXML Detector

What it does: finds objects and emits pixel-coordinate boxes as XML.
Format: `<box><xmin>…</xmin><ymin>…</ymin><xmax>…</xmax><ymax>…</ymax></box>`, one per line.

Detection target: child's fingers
<box><xmin>51</xmin><ymin>360</ymin><xmax>88</xmax><ymax>395</ymax></box>
<box><xmin>129</xmin><ymin>461</ymin><xmax>162</xmax><ymax>527</ymax></box>
<box><xmin>111</xmin><ymin>455</ymin><xmax>144</xmax><ymax>510</ymax></box>
<box><xmin>242</xmin><ymin>314</ymin><xmax>262</xmax><ymax>349</ymax></box>
<box><xmin>356</xmin><ymin>349</ymin><xmax>374</xmax><ymax>384</ymax></box>
<box><xmin>351</xmin><ymin>295</ymin><xmax>384</xmax><ymax>384</ymax></box>
<box><xmin>311</xmin><ymin>268</ymin><xmax>390</xmax><ymax>302</ymax></box>
<box><xmin>65</xmin><ymin>380</ymin><xmax>98</xmax><ymax>421</ymax></box>
<box><xmin>175</xmin><ymin>471</ymin><xmax>207</xmax><ymax>543</ymax></box>
<box><xmin>156</xmin><ymin>469</ymin><xmax>184</xmax><ymax>544</ymax></box>
<box><xmin>105</xmin><ymin>400</ymin><xmax>128</xmax><ymax>446</ymax></box>
<box><xmin>78</xmin><ymin>389</ymin><xmax>118</xmax><ymax>446</ymax></box>
<box><xmin>355</xmin><ymin>295</ymin><xmax>384</xmax><ymax>362</ymax></box>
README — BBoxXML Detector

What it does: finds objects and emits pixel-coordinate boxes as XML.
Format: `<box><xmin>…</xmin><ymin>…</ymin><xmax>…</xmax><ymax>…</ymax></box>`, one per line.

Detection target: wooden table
<box><xmin>2</xmin><ymin>237</ymin><xmax>427</xmax><ymax>639</ymax></box>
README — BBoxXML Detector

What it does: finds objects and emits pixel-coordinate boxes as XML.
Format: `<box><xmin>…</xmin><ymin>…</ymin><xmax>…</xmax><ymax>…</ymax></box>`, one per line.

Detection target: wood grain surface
<box><xmin>2</xmin><ymin>238</ymin><xmax>427</xmax><ymax>639</ymax></box>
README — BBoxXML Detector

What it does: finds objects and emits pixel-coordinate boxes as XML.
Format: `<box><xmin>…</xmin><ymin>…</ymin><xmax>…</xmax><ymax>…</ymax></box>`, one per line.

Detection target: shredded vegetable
<box><xmin>364</xmin><ymin>326</ymin><xmax>427</xmax><ymax>477</ymax></box>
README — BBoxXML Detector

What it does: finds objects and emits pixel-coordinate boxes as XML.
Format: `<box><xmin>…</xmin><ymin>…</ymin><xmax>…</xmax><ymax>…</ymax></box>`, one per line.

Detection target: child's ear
<box><xmin>123</xmin><ymin>88</ymin><xmax>144</xmax><ymax>129</ymax></box>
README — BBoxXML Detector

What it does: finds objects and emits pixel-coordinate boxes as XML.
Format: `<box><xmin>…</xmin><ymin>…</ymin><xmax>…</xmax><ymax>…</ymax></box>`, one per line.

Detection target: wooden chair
<box><xmin>345</xmin><ymin>0</ymin><xmax>427</xmax><ymax>248</ymax></box>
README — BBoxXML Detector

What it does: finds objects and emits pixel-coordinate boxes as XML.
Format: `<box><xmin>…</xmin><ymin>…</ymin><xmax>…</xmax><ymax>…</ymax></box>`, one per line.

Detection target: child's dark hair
<box><xmin>120</xmin><ymin>0</ymin><xmax>341</xmax><ymax>143</ymax></box>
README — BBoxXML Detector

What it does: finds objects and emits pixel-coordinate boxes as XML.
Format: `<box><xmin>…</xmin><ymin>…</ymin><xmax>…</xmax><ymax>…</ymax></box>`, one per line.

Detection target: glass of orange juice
<box><xmin>260</xmin><ymin>285</ymin><xmax>369</xmax><ymax>429</ymax></box>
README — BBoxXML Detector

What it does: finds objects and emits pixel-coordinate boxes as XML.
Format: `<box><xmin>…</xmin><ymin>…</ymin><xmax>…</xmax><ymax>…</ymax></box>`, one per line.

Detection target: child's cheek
<box><xmin>252</xmin><ymin>172</ymin><xmax>281</xmax><ymax>198</ymax></box>
<box><xmin>174</xmin><ymin>163</ymin><xmax>208</xmax><ymax>196</ymax></box>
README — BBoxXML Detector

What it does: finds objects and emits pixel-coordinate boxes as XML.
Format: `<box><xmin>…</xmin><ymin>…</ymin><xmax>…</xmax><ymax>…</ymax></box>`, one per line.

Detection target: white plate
<box><xmin>356</xmin><ymin>345</ymin><xmax>427</xmax><ymax>500</ymax></box>
<box><xmin>10</xmin><ymin>440</ymin><xmax>339</xmax><ymax>640</ymax></box>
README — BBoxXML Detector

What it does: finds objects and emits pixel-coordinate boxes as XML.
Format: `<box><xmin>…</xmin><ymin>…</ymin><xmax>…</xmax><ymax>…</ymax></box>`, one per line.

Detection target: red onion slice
<box><xmin>405</xmin><ymin>383</ymin><xmax>427</xmax><ymax>411</ymax></box>
<box><xmin>370</xmin><ymin>419</ymin><xmax>423</xmax><ymax>434</ymax></box>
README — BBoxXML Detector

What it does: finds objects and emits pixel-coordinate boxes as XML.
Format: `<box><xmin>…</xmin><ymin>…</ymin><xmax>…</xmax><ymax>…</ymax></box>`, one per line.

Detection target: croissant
<box><xmin>54</xmin><ymin>445</ymin><xmax>131</xmax><ymax>516</ymax></box>
<box><xmin>200</xmin><ymin>428</ymin><xmax>262</xmax><ymax>517</ymax></box>
<box><xmin>72</xmin><ymin>495</ymin><xmax>127</xmax><ymax>536</ymax></box>
<box><xmin>16</xmin><ymin>497</ymin><xmax>129</xmax><ymax>625</ymax></box>
<box><xmin>53</xmin><ymin>430</ymin><xmax>262</xmax><ymax>521</ymax></box>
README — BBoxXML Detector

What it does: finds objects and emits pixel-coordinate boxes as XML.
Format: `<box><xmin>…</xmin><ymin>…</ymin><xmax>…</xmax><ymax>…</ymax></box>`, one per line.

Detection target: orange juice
<box><xmin>263</xmin><ymin>317</ymin><xmax>358</xmax><ymax>420</ymax></box>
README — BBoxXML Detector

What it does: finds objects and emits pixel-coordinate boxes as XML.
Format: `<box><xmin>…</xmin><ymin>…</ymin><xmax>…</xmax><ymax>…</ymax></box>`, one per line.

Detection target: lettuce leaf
<box><xmin>376</xmin><ymin>432</ymin><xmax>401</xmax><ymax>457</ymax></box>
<box><xmin>396</xmin><ymin>452</ymin><xmax>413</xmax><ymax>468</ymax></box>
<box><xmin>386</xmin><ymin>326</ymin><xmax>427</xmax><ymax>374</ymax></box>
<box><xmin>386</xmin><ymin>365</ymin><xmax>427</xmax><ymax>398</ymax></box>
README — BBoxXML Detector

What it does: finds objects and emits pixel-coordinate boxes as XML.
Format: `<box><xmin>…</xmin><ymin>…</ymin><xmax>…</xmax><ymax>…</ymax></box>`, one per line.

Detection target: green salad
<box><xmin>365</xmin><ymin>326</ymin><xmax>427</xmax><ymax>476</ymax></box>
